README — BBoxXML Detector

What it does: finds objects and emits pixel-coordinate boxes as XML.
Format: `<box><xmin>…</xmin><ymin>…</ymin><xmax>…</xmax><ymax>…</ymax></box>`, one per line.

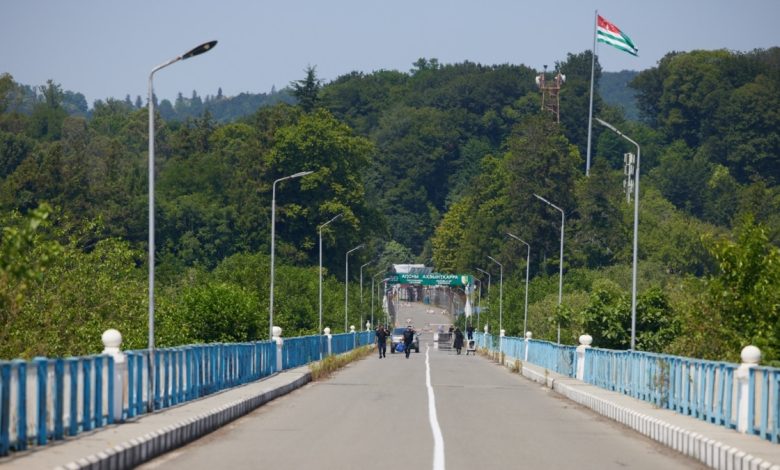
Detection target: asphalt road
<box><xmin>140</xmin><ymin>302</ymin><xmax>704</xmax><ymax>470</ymax></box>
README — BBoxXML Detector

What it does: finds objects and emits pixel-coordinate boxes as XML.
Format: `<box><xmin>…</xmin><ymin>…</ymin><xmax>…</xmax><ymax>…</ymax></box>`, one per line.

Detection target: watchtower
<box><xmin>535</xmin><ymin>65</ymin><xmax>566</xmax><ymax>123</ymax></box>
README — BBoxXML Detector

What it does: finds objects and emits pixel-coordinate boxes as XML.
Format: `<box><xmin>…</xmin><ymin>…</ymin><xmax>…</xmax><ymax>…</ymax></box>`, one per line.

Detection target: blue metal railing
<box><xmin>281</xmin><ymin>336</ymin><xmax>322</xmax><ymax>369</ymax></box>
<box><xmin>0</xmin><ymin>355</ymin><xmax>117</xmax><ymax>456</ymax></box>
<box><xmin>474</xmin><ymin>332</ymin><xmax>779</xmax><ymax>444</ymax></box>
<box><xmin>584</xmin><ymin>347</ymin><xmax>779</xmax><ymax>444</ymax></box>
<box><xmin>478</xmin><ymin>334</ymin><xmax>575</xmax><ymax>378</ymax></box>
<box><xmin>0</xmin><ymin>332</ymin><xmax>372</xmax><ymax>456</ymax></box>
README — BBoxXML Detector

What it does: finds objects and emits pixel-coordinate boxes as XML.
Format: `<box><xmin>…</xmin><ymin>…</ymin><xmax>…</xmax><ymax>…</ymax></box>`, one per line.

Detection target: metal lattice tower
<box><xmin>535</xmin><ymin>65</ymin><xmax>566</xmax><ymax>123</ymax></box>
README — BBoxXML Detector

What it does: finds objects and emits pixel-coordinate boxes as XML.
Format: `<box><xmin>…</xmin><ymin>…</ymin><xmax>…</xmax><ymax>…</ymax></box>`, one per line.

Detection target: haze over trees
<box><xmin>1</xmin><ymin>46</ymin><xmax>778</xmax><ymax>364</ymax></box>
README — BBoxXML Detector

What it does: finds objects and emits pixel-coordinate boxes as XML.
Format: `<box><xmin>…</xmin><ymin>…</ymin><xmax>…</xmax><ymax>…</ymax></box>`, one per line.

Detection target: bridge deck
<box><xmin>3</xmin><ymin>302</ymin><xmax>778</xmax><ymax>469</ymax></box>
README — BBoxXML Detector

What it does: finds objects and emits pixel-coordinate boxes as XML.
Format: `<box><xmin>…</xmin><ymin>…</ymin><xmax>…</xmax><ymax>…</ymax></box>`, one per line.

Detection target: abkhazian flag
<box><xmin>597</xmin><ymin>15</ymin><xmax>638</xmax><ymax>56</ymax></box>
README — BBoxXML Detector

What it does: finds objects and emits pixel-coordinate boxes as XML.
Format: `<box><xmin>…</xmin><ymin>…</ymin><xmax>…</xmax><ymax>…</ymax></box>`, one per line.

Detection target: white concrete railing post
<box><xmin>524</xmin><ymin>331</ymin><xmax>532</xmax><ymax>361</ymax></box>
<box><xmin>499</xmin><ymin>329</ymin><xmax>505</xmax><ymax>356</ymax></box>
<box><xmin>350</xmin><ymin>325</ymin><xmax>356</xmax><ymax>349</ymax></box>
<box><xmin>272</xmin><ymin>326</ymin><xmax>284</xmax><ymax>371</ymax></box>
<box><xmin>101</xmin><ymin>329</ymin><xmax>125</xmax><ymax>423</ymax></box>
<box><xmin>324</xmin><ymin>327</ymin><xmax>332</xmax><ymax>356</ymax></box>
<box><xmin>365</xmin><ymin>321</ymin><xmax>371</xmax><ymax>332</ymax></box>
<box><xmin>482</xmin><ymin>324</ymin><xmax>489</xmax><ymax>349</ymax></box>
<box><xmin>576</xmin><ymin>334</ymin><xmax>593</xmax><ymax>381</ymax></box>
<box><xmin>736</xmin><ymin>345</ymin><xmax>761</xmax><ymax>433</ymax></box>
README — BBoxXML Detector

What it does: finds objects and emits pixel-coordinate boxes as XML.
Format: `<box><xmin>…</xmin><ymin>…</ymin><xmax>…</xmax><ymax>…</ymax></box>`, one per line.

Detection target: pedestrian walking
<box><xmin>376</xmin><ymin>325</ymin><xmax>388</xmax><ymax>358</ymax></box>
<box><xmin>402</xmin><ymin>325</ymin><xmax>415</xmax><ymax>359</ymax></box>
<box><xmin>453</xmin><ymin>327</ymin><xmax>464</xmax><ymax>355</ymax></box>
<box><xmin>466</xmin><ymin>323</ymin><xmax>474</xmax><ymax>340</ymax></box>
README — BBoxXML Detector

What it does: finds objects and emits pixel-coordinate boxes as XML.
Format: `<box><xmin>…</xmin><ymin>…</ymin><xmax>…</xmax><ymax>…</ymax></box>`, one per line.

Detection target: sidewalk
<box><xmin>496</xmin><ymin>354</ymin><xmax>780</xmax><ymax>470</ymax></box>
<box><xmin>0</xmin><ymin>368</ymin><xmax>311</xmax><ymax>470</ymax></box>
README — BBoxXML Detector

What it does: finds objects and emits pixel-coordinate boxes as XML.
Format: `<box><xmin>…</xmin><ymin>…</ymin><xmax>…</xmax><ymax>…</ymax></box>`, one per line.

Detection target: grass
<box><xmin>309</xmin><ymin>345</ymin><xmax>375</xmax><ymax>381</ymax></box>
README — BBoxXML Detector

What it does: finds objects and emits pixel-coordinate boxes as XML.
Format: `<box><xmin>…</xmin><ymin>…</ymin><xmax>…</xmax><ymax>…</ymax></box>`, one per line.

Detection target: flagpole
<box><xmin>586</xmin><ymin>9</ymin><xmax>598</xmax><ymax>177</ymax></box>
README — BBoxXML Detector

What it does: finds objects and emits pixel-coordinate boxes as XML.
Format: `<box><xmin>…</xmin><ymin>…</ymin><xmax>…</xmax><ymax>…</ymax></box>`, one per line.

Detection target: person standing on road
<box><xmin>376</xmin><ymin>325</ymin><xmax>388</xmax><ymax>358</ymax></box>
<box><xmin>453</xmin><ymin>327</ymin><xmax>465</xmax><ymax>355</ymax></box>
<box><xmin>466</xmin><ymin>323</ymin><xmax>474</xmax><ymax>340</ymax></box>
<box><xmin>402</xmin><ymin>325</ymin><xmax>415</xmax><ymax>359</ymax></box>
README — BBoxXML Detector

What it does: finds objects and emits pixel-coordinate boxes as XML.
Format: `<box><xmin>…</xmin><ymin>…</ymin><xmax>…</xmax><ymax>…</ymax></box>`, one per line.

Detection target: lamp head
<box><xmin>182</xmin><ymin>40</ymin><xmax>217</xmax><ymax>60</ymax></box>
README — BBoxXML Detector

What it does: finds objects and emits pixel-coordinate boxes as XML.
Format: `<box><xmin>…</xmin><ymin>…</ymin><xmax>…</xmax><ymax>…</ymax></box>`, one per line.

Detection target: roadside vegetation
<box><xmin>1</xmin><ymin>47</ymin><xmax>779</xmax><ymax>364</ymax></box>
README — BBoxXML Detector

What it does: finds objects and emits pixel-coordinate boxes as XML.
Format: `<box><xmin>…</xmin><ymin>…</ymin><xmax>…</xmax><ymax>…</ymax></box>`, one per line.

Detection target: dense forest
<box><xmin>1</xmin><ymin>47</ymin><xmax>779</xmax><ymax>364</ymax></box>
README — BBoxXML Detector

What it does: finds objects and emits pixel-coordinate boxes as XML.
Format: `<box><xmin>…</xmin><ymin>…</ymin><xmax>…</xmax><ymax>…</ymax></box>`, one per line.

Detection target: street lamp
<box><xmin>148</xmin><ymin>40</ymin><xmax>216</xmax><ymax>412</ymax></box>
<box><xmin>269</xmin><ymin>170</ymin><xmax>314</xmax><ymax>339</ymax></box>
<box><xmin>345</xmin><ymin>244</ymin><xmax>364</xmax><ymax>332</ymax></box>
<box><xmin>507</xmin><ymin>232</ymin><xmax>531</xmax><ymax>336</ymax></box>
<box><xmin>474</xmin><ymin>267</ymin><xmax>491</xmax><ymax>296</ymax></box>
<box><xmin>471</xmin><ymin>275</ymin><xmax>482</xmax><ymax>329</ymax></box>
<box><xmin>534</xmin><ymin>193</ymin><xmax>565</xmax><ymax>344</ymax></box>
<box><xmin>371</xmin><ymin>271</ymin><xmax>382</xmax><ymax>329</ymax></box>
<box><xmin>360</xmin><ymin>259</ymin><xmax>374</xmax><ymax>330</ymax></box>
<box><xmin>596</xmin><ymin>117</ymin><xmax>641</xmax><ymax>351</ymax></box>
<box><xmin>474</xmin><ymin>267</ymin><xmax>491</xmax><ymax>329</ymax></box>
<box><xmin>486</xmin><ymin>256</ymin><xmax>503</xmax><ymax>334</ymax></box>
<box><xmin>318</xmin><ymin>213</ymin><xmax>343</xmax><ymax>336</ymax></box>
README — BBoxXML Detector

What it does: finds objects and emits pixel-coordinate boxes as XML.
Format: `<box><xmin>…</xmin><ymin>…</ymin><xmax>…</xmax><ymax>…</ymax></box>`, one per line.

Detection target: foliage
<box><xmin>0</xmin><ymin>203</ymin><xmax>62</xmax><ymax>344</ymax></box>
<box><xmin>599</xmin><ymin>70</ymin><xmax>640</xmax><ymax>121</ymax></box>
<box><xmin>1</xmin><ymin>49</ymin><xmax>780</xmax><ymax>366</ymax></box>
<box><xmin>291</xmin><ymin>66</ymin><xmax>322</xmax><ymax>113</ymax></box>
<box><xmin>180</xmin><ymin>282</ymin><xmax>261</xmax><ymax>343</ymax></box>
<box><xmin>704</xmin><ymin>216</ymin><xmax>780</xmax><ymax>361</ymax></box>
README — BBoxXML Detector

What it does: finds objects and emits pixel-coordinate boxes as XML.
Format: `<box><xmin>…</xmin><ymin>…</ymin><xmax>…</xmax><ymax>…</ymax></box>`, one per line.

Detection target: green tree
<box><xmin>180</xmin><ymin>282</ymin><xmax>260</xmax><ymax>342</ymax></box>
<box><xmin>705</xmin><ymin>216</ymin><xmax>780</xmax><ymax>361</ymax></box>
<box><xmin>27</xmin><ymin>80</ymin><xmax>68</xmax><ymax>141</ymax></box>
<box><xmin>291</xmin><ymin>65</ymin><xmax>322</xmax><ymax>112</ymax></box>
<box><xmin>268</xmin><ymin>108</ymin><xmax>379</xmax><ymax>267</ymax></box>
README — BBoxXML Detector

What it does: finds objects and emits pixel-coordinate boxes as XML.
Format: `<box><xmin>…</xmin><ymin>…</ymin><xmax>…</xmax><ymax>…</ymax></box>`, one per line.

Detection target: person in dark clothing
<box><xmin>466</xmin><ymin>324</ymin><xmax>474</xmax><ymax>340</ymax></box>
<box><xmin>376</xmin><ymin>325</ymin><xmax>388</xmax><ymax>358</ymax></box>
<box><xmin>453</xmin><ymin>327</ymin><xmax>465</xmax><ymax>355</ymax></box>
<box><xmin>402</xmin><ymin>325</ymin><xmax>415</xmax><ymax>358</ymax></box>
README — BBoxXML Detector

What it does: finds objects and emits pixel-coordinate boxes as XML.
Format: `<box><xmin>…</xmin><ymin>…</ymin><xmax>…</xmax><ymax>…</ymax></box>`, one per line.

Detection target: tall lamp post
<box><xmin>486</xmin><ymin>256</ymin><xmax>503</xmax><ymax>334</ymax></box>
<box><xmin>360</xmin><ymin>260</ymin><xmax>374</xmax><ymax>329</ymax></box>
<box><xmin>345</xmin><ymin>244</ymin><xmax>364</xmax><ymax>332</ymax></box>
<box><xmin>269</xmin><ymin>171</ymin><xmax>314</xmax><ymax>339</ymax></box>
<box><xmin>371</xmin><ymin>271</ymin><xmax>383</xmax><ymax>328</ymax></box>
<box><xmin>534</xmin><ymin>193</ymin><xmax>565</xmax><ymax>344</ymax></box>
<box><xmin>148</xmin><ymin>40</ymin><xmax>216</xmax><ymax>412</ymax></box>
<box><xmin>474</xmin><ymin>267</ymin><xmax>491</xmax><ymax>329</ymax></box>
<box><xmin>471</xmin><ymin>276</ymin><xmax>482</xmax><ymax>329</ymax></box>
<box><xmin>596</xmin><ymin>117</ymin><xmax>641</xmax><ymax>351</ymax></box>
<box><xmin>318</xmin><ymin>213</ymin><xmax>343</xmax><ymax>336</ymax></box>
<box><xmin>507</xmin><ymin>232</ymin><xmax>531</xmax><ymax>335</ymax></box>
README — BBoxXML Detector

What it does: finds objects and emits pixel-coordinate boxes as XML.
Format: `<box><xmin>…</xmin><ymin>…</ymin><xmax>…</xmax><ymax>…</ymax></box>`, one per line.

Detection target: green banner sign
<box><xmin>387</xmin><ymin>273</ymin><xmax>473</xmax><ymax>286</ymax></box>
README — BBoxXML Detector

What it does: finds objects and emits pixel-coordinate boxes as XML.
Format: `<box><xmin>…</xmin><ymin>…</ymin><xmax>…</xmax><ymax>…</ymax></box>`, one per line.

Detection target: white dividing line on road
<box><xmin>425</xmin><ymin>345</ymin><xmax>445</xmax><ymax>470</ymax></box>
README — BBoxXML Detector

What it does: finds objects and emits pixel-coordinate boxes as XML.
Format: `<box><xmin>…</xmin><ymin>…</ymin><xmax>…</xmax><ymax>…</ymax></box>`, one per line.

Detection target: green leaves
<box><xmin>181</xmin><ymin>282</ymin><xmax>260</xmax><ymax>343</ymax></box>
<box><xmin>705</xmin><ymin>216</ymin><xmax>780</xmax><ymax>361</ymax></box>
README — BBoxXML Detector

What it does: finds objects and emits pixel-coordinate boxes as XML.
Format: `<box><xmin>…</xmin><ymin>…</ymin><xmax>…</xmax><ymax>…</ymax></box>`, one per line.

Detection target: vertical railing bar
<box><xmin>15</xmin><ymin>360</ymin><xmax>28</xmax><ymax>450</ymax></box>
<box><xmin>136</xmin><ymin>353</ymin><xmax>144</xmax><ymax>417</ymax></box>
<box><xmin>126</xmin><ymin>352</ymin><xmax>135</xmax><ymax>419</ymax></box>
<box><xmin>34</xmin><ymin>358</ymin><xmax>48</xmax><ymax>446</ymax></box>
<box><xmin>94</xmin><ymin>356</ymin><xmax>103</xmax><ymax>429</ymax></box>
<box><xmin>0</xmin><ymin>362</ymin><xmax>11</xmax><ymax>456</ymax></box>
<box><xmin>81</xmin><ymin>358</ymin><xmax>92</xmax><ymax>432</ymax></box>
<box><xmin>107</xmin><ymin>357</ymin><xmax>115</xmax><ymax>425</ymax></box>
<box><xmin>748</xmin><ymin>368</ymin><xmax>756</xmax><ymax>435</ymax></box>
<box><xmin>53</xmin><ymin>359</ymin><xmax>64</xmax><ymax>440</ymax></box>
<box><xmin>760</xmin><ymin>370</ymin><xmax>769</xmax><ymax>440</ymax></box>
<box><xmin>67</xmin><ymin>358</ymin><xmax>78</xmax><ymax>436</ymax></box>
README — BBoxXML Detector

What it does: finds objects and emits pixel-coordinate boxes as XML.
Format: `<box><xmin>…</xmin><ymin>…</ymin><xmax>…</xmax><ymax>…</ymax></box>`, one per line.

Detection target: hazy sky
<box><xmin>3</xmin><ymin>0</ymin><xmax>779</xmax><ymax>105</ymax></box>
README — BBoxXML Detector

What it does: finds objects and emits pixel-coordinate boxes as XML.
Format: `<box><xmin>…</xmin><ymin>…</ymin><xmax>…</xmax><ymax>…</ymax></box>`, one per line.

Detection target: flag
<box><xmin>597</xmin><ymin>15</ymin><xmax>638</xmax><ymax>56</ymax></box>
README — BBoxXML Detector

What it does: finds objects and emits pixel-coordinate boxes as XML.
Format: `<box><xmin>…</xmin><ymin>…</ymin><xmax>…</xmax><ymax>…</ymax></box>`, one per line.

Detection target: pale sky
<box><xmin>3</xmin><ymin>0</ymin><xmax>779</xmax><ymax>106</ymax></box>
